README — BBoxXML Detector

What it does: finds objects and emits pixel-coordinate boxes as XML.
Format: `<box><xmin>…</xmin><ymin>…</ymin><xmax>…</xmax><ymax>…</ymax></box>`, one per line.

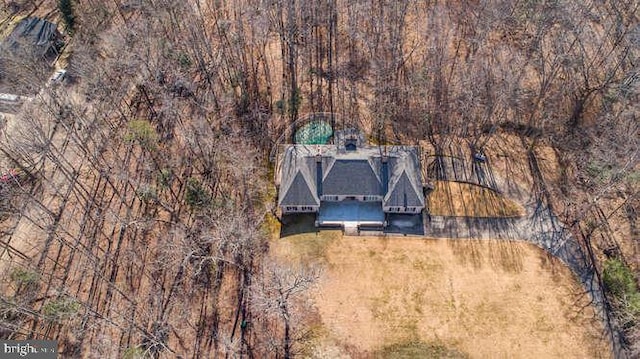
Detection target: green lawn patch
<box><xmin>602</xmin><ymin>258</ymin><xmax>640</xmax><ymax>317</ymax></box>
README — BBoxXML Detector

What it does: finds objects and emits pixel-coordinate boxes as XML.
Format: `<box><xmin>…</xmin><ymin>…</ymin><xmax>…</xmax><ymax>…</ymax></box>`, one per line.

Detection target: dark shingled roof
<box><xmin>280</xmin><ymin>171</ymin><xmax>319</xmax><ymax>206</ymax></box>
<box><xmin>277</xmin><ymin>143</ymin><xmax>425</xmax><ymax>210</ymax></box>
<box><xmin>384</xmin><ymin>171</ymin><xmax>422</xmax><ymax>207</ymax></box>
<box><xmin>322</xmin><ymin>159</ymin><xmax>381</xmax><ymax>196</ymax></box>
<box><xmin>5</xmin><ymin>17</ymin><xmax>61</xmax><ymax>52</ymax></box>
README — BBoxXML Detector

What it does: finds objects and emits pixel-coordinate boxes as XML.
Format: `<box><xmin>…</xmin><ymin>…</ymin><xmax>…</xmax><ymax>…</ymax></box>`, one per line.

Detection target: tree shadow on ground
<box><xmin>279</xmin><ymin>213</ymin><xmax>318</xmax><ymax>238</ymax></box>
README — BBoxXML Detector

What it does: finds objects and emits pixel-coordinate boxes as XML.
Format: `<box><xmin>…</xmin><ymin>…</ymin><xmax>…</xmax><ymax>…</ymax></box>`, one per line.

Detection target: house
<box><xmin>3</xmin><ymin>17</ymin><xmax>63</xmax><ymax>58</ymax></box>
<box><xmin>277</xmin><ymin>129</ymin><xmax>425</xmax><ymax>230</ymax></box>
<box><xmin>0</xmin><ymin>17</ymin><xmax>63</xmax><ymax>96</ymax></box>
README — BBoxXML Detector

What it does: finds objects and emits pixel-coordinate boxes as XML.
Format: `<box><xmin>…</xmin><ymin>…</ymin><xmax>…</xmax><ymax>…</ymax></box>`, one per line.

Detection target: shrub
<box><xmin>289</xmin><ymin>88</ymin><xmax>302</xmax><ymax>114</ymax></box>
<box><xmin>603</xmin><ymin>259</ymin><xmax>640</xmax><ymax>316</ymax></box>
<box><xmin>626</xmin><ymin>170</ymin><xmax>640</xmax><ymax>186</ymax></box>
<box><xmin>177</xmin><ymin>52</ymin><xmax>192</xmax><ymax>69</ymax></box>
<box><xmin>185</xmin><ymin>178</ymin><xmax>210</xmax><ymax>208</ymax></box>
<box><xmin>58</xmin><ymin>0</ymin><xmax>75</xmax><ymax>34</ymax></box>
<box><xmin>122</xmin><ymin>347</ymin><xmax>146</xmax><ymax>359</ymax></box>
<box><xmin>43</xmin><ymin>297</ymin><xmax>80</xmax><ymax>320</ymax></box>
<box><xmin>135</xmin><ymin>185</ymin><xmax>157</xmax><ymax>203</ymax></box>
<box><xmin>10</xmin><ymin>268</ymin><xmax>39</xmax><ymax>286</ymax></box>
<box><xmin>275</xmin><ymin>99</ymin><xmax>286</xmax><ymax>114</ymax></box>
<box><xmin>125</xmin><ymin>120</ymin><xmax>158</xmax><ymax>150</ymax></box>
<box><xmin>585</xmin><ymin>161</ymin><xmax>611</xmax><ymax>183</ymax></box>
<box><xmin>157</xmin><ymin>168</ymin><xmax>173</xmax><ymax>188</ymax></box>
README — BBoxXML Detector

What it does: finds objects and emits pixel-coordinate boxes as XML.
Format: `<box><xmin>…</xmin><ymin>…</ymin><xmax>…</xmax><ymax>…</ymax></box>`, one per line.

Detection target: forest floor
<box><xmin>270</xmin><ymin>233</ymin><xmax>612</xmax><ymax>358</ymax></box>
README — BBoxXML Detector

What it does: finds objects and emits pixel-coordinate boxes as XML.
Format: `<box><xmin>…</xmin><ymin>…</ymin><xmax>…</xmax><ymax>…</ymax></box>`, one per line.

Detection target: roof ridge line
<box><xmin>298</xmin><ymin>166</ymin><xmax>320</xmax><ymax>203</ymax></box>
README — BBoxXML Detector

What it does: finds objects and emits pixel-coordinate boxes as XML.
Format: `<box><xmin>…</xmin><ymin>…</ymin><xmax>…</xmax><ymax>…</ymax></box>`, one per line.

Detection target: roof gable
<box><xmin>384</xmin><ymin>171</ymin><xmax>423</xmax><ymax>207</ymax></box>
<box><xmin>280</xmin><ymin>171</ymin><xmax>319</xmax><ymax>206</ymax></box>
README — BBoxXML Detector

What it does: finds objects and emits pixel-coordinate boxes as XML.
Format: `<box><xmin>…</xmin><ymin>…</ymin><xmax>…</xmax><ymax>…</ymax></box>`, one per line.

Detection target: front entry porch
<box><xmin>317</xmin><ymin>200</ymin><xmax>385</xmax><ymax>228</ymax></box>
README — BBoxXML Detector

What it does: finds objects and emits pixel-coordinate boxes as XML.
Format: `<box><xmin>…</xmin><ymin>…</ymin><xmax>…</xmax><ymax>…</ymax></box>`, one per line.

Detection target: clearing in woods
<box><xmin>270</xmin><ymin>231</ymin><xmax>612</xmax><ymax>358</ymax></box>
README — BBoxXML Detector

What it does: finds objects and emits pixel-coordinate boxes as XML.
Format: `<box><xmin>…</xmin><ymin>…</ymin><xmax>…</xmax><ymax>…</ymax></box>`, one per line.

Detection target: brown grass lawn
<box><xmin>428</xmin><ymin>181</ymin><xmax>525</xmax><ymax>218</ymax></box>
<box><xmin>270</xmin><ymin>232</ymin><xmax>611</xmax><ymax>358</ymax></box>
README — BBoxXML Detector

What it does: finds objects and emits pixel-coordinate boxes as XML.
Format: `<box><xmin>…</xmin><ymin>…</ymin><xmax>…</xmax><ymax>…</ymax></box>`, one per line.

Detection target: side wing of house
<box><xmin>383</xmin><ymin>148</ymin><xmax>425</xmax><ymax>213</ymax></box>
<box><xmin>278</xmin><ymin>146</ymin><xmax>320</xmax><ymax>213</ymax></box>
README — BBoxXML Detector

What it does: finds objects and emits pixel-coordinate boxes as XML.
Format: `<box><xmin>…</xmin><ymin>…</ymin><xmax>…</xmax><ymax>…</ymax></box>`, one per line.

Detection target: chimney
<box><xmin>381</xmin><ymin>155</ymin><xmax>389</xmax><ymax>195</ymax></box>
<box><xmin>345</xmin><ymin>137</ymin><xmax>357</xmax><ymax>151</ymax></box>
<box><xmin>316</xmin><ymin>152</ymin><xmax>322</xmax><ymax>198</ymax></box>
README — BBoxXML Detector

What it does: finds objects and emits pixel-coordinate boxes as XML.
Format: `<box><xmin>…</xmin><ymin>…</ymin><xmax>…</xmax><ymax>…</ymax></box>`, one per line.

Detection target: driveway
<box><xmin>423</xmin><ymin>180</ymin><xmax>626</xmax><ymax>358</ymax></box>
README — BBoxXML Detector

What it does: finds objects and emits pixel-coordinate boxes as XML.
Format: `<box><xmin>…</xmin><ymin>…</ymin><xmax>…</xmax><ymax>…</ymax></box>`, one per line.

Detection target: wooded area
<box><xmin>0</xmin><ymin>0</ymin><xmax>638</xmax><ymax>357</ymax></box>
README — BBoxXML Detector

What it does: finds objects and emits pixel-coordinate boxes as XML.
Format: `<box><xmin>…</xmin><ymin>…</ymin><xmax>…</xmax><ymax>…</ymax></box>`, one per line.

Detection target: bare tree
<box><xmin>251</xmin><ymin>261</ymin><xmax>318</xmax><ymax>358</ymax></box>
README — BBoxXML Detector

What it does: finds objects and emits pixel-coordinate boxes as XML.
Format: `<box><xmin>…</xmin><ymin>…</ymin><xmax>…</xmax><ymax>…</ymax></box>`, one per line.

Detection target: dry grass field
<box><xmin>271</xmin><ymin>232</ymin><xmax>611</xmax><ymax>358</ymax></box>
<box><xmin>427</xmin><ymin>181</ymin><xmax>525</xmax><ymax>218</ymax></box>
